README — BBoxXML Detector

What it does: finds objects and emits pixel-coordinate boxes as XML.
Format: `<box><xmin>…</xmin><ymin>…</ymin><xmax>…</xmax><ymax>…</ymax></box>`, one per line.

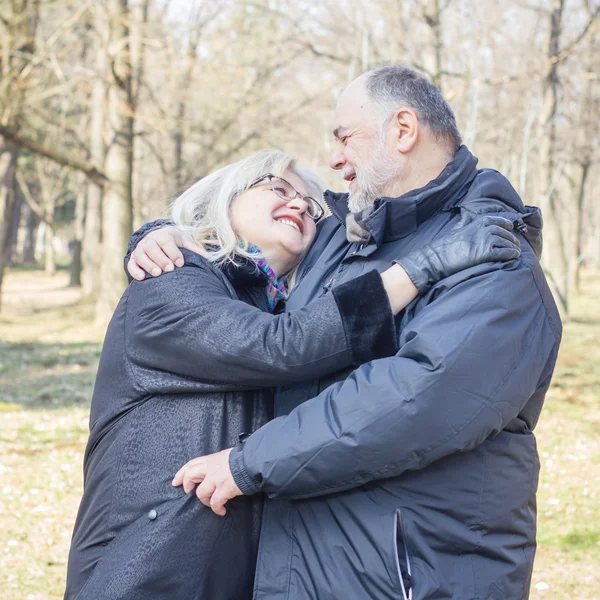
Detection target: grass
<box><xmin>0</xmin><ymin>267</ymin><xmax>599</xmax><ymax>599</ymax></box>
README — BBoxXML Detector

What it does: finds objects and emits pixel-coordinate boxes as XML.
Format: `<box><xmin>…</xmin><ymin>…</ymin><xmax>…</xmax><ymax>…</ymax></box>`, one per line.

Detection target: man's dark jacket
<box><xmin>229</xmin><ymin>147</ymin><xmax>562</xmax><ymax>600</ymax></box>
<box><xmin>63</xmin><ymin>246</ymin><xmax>397</xmax><ymax>600</ymax></box>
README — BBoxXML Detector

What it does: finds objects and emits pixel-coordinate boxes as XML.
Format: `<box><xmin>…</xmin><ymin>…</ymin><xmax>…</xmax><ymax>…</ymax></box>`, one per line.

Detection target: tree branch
<box><xmin>15</xmin><ymin>170</ymin><xmax>45</xmax><ymax>220</ymax></box>
<box><xmin>300</xmin><ymin>40</ymin><xmax>351</xmax><ymax>64</ymax></box>
<box><xmin>0</xmin><ymin>126</ymin><xmax>108</xmax><ymax>186</ymax></box>
<box><xmin>552</xmin><ymin>5</ymin><xmax>600</xmax><ymax>65</ymax></box>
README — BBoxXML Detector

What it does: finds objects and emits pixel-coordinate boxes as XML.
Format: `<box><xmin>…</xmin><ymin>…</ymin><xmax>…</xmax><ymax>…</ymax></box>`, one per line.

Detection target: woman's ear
<box><xmin>394</xmin><ymin>108</ymin><xmax>419</xmax><ymax>154</ymax></box>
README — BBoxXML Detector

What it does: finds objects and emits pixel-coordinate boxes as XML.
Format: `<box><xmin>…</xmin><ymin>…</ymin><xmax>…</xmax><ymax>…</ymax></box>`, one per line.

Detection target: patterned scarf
<box><xmin>248</xmin><ymin>245</ymin><xmax>288</xmax><ymax>312</ymax></box>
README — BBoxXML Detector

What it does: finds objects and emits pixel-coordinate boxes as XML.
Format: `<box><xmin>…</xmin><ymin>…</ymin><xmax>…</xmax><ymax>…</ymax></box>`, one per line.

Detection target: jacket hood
<box><xmin>457</xmin><ymin>168</ymin><xmax>543</xmax><ymax>259</ymax></box>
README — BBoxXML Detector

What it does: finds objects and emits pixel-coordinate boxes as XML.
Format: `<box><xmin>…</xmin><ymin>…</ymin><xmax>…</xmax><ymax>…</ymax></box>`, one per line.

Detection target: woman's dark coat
<box><xmin>64</xmin><ymin>247</ymin><xmax>397</xmax><ymax>600</ymax></box>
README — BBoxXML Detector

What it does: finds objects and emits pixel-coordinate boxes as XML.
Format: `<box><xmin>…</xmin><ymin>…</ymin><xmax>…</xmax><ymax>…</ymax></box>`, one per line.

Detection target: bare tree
<box><xmin>0</xmin><ymin>0</ymin><xmax>40</xmax><ymax>310</ymax></box>
<box><xmin>83</xmin><ymin>4</ymin><xmax>108</xmax><ymax>297</ymax></box>
<box><xmin>96</xmin><ymin>0</ymin><xmax>135</xmax><ymax>319</ymax></box>
<box><xmin>16</xmin><ymin>156</ymin><xmax>70</xmax><ymax>275</ymax></box>
<box><xmin>537</xmin><ymin>0</ymin><xmax>599</xmax><ymax>317</ymax></box>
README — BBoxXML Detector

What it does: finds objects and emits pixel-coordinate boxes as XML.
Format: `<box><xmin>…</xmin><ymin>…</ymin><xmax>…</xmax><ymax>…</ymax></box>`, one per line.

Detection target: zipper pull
<box><xmin>513</xmin><ymin>218</ymin><xmax>528</xmax><ymax>234</ymax></box>
<box><xmin>322</xmin><ymin>278</ymin><xmax>335</xmax><ymax>295</ymax></box>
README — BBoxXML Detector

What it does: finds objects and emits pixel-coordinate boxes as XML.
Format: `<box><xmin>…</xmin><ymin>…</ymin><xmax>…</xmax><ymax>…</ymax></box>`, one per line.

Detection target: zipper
<box><xmin>321</xmin><ymin>278</ymin><xmax>336</xmax><ymax>296</ymax></box>
<box><xmin>350</xmin><ymin>242</ymin><xmax>365</xmax><ymax>257</ymax></box>
<box><xmin>394</xmin><ymin>510</ymin><xmax>413</xmax><ymax>600</ymax></box>
<box><xmin>322</xmin><ymin>194</ymin><xmax>346</xmax><ymax>226</ymax></box>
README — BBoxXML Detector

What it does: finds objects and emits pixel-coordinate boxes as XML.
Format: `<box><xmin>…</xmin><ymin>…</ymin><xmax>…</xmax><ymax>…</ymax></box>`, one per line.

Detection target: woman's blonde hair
<box><xmin>171</xmin><ymin>149</ymin><xmax>325</xmax><ymax>268</ymax></box>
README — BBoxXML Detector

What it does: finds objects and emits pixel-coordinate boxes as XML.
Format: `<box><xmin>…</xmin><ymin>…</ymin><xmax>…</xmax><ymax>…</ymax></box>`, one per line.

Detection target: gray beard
<box><xmin>348</xmin><ymin>187</ymin><xmax>374</xmax><ymax>213</ymax></box>
<box><xmin>347</xmin><ymin>138</ymin><xmax>402</xmax><ymax>214</ymax></box>
<box><xmin>347</xmin><ymin>164</ymin><xmax>400</xmax><ymax>213</ymax></box>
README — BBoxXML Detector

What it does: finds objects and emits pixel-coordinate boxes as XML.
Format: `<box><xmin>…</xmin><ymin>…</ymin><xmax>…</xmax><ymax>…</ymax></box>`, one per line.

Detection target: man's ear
<box><xmin>393</xmin><ymin>108</ymin><xmax>419</xmax><ymax>154</ymax></box>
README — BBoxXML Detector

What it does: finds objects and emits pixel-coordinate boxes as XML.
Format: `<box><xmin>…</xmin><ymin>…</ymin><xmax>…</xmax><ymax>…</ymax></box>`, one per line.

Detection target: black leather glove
<box><xmin>396</xmin><ymin>215</ymin><xmax>521</xmax><ymax>294</ymax></box>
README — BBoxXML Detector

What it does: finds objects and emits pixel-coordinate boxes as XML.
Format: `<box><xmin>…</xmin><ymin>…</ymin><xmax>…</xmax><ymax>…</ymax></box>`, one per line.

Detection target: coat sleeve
<box><xmin>125</xmin><ymin>255</ymin><xmax>397</xmax><ymax>393</ymax></box>
<box><xmin>230</xmin><ymin>262</ymin><xmax>561</xmax><ymax>498</ymax></box>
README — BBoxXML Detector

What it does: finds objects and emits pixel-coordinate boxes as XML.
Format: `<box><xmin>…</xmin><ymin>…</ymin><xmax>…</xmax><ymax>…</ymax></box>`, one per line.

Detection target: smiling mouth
<box><xmin>344</xmin><ymin>172</ymin><xmax>357</xmax><ymax>188</ymax></box>
<box><xmin>275</xmin><ymin>217</ymin><xmax>303</xmax><ymax>234</ymax></box>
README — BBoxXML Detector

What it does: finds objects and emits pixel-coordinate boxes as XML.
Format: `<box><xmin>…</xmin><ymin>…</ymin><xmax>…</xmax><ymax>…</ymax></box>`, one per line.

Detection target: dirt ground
<box><xmin>0</xmin><ymin>268</ymin><xmax>598</xmax><ymax>599</ymax></box>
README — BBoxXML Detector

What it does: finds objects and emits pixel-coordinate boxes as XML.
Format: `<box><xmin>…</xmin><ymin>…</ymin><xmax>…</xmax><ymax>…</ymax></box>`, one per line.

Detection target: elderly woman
<box><xmin>64</xmin><ymin>149</ymin><xmax>519</xmax><ymax>600</ymax></box>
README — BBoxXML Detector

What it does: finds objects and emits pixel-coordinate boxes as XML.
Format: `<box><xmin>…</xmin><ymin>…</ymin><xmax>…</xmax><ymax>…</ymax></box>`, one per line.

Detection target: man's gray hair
<box><xmin>365</xmin><ymin>65</ymin><xmax>462</xmax><ymax>152</ymax></box>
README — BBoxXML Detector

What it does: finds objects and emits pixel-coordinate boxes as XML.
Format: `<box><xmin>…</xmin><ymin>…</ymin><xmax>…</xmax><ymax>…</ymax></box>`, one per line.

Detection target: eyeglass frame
<box><xmin>246</xmin><ymin>173</ymin><xmax>325</xmax><ymax>221</ymax></box>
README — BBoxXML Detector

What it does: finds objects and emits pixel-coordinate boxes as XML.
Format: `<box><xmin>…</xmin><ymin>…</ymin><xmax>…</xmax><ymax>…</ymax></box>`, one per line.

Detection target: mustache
<box><xmin>341</xmin><ymin>167</ymin><xmax>356</xmax><ymax>181</ymax></box>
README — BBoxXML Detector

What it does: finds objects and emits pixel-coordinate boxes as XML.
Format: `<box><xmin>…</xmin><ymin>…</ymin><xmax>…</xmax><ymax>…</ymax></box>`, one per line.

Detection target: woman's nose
<box><xmin>285</xmin><ymin>195</ymin><xmax>308</xmax><ymax>214</ymax></box>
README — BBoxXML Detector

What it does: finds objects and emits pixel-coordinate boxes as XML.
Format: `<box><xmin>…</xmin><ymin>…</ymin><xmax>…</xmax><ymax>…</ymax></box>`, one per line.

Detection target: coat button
<box><xmin>148</xmin><ymin>509</ymin><xmax>157</xmax><ymax>520</ymax></box>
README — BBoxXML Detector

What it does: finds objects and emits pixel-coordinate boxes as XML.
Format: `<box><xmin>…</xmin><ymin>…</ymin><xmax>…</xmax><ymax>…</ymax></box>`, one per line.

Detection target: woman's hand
<box><xmin>172</xmin><ymin>449</ymin><xmax>242</xmax><ymax>517</ymax></box>
<box><xmin>395</xmin><ymin>215</ymin><xmax>521</xmax><ymax>294</ymax></box>
<box><xmin>127</xmin><ymin>227</ymin><xmax>206</xmax><ymax>281</ymax></box>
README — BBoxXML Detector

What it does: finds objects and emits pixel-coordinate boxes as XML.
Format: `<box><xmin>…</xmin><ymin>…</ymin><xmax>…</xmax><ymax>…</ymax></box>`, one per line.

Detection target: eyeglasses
<box><xmin>247</xmin><ymin>173</ymin><xmax>324</xmax><ymax>221</ymax></box>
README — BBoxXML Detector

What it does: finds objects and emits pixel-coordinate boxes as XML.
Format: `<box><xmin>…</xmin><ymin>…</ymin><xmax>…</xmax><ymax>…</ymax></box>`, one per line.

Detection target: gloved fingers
<box><xmin>486</xmin><ymin>225</ymin><xmax>521</xmax><ymax>247</ymax></box>
<box><xmin>492</xmin><ymin>246</ymin><xmax>521</xmax><ymax>261</ymax></box>
<box><xmin>493</xmin><ymin>238</ymin><xmax>521</xmax><ymax>251</ymax></box>
<box><xmin>481</xmin><ymin>215</ymin><xmax>515</xmax><ymax>230</ymax></box>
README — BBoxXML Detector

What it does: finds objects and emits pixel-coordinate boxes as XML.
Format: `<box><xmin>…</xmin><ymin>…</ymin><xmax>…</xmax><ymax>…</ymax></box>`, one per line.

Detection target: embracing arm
<box><xmin>125</xmin><ymin>251</ymin><xmax>398</xmax><ymax>392</ymax></box>
<box><xmin>229</xmin><ymin>262</ymin><xmax>561</xmax><ymax>499</ymax></box>
<box><xmin>125</xmin><ymin>215</ymin><xmax>521</xmax><ymax>392</ymax></box>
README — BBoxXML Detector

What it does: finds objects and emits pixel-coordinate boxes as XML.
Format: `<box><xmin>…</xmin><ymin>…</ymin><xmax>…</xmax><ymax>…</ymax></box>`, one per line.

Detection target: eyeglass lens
<box><xmin>270</xmin><ymin>177</ymin><xmax>321</xmax><ymax>219</ymax></box>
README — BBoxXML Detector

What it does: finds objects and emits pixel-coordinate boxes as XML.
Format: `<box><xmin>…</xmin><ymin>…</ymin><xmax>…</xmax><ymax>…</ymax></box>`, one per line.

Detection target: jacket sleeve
<box><xmin>125</xmin><ymin>255</ymin><xmax>397</xmax><ymax>393</ymax></box>
<box><xmin>124</xmin><ymin>219</ymin><xmax>175</xmax><ymax>282</ymax></box>
<box><xmin>229</xmin><ymin>262</ymin><xmax>562</xmax><ymax>498</ymax></box>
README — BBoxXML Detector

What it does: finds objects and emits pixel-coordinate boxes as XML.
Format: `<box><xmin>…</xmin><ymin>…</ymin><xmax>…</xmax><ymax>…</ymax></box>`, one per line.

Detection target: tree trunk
<box><xmin>172</xmin><ymin>24</ymin><xmax>202</xmax><ymax>192</ymax></box>
<box><xmin>0</xmin><ymin>146</ymin><xmax>19</xmax><ymax>309</ymax></box>
<box><xmin>129</xmin><ymin>0</ymin><xmax>149</xmax><ymax>230</ymax></box>
<box><xmin>0</xmin><ymin>0</ymin><xmax>39</xmax><ymax>310</ymax></box>
<box><xmin>22</xmin><ymin>204</ymin><xmax>39</xmax><ymax>264</ymax></box>
<box><xmin>421</xmin><ymin>0</ymin><xmax>444</xmax><ymax>91</ymax></box>
<box><xmin>538</xmin><ymin>0</ymin><xmax>569</xmax><ymax>318</ymax></box>
<box><xmin>69</xmin><ymin>241</ymin><xmax>83</xmax><ymax>287</ymax></box>
<box><xmin>44</xmin><ymin>217</ymin><xmax>56</xmax><ymax>276</ymax></box>
<box><xmin>96</xmin><ymin>0</ymin><xmax>134</xmax><ymax>320</ymax></box>
<box><xmin>573</xmin><ymin>160</ymin><xmax>590</xmax><ymax>292</ymax></box>
<box><xmin>8</xmin><ymin>188</ymin><xmax>23</xmax><ymax>263</ymax></box>
<box><xmin>69</xmin><ymin>185</ymin><xmax>86</xmax><ymax>287</ymax></box>
<box><xmin>591</xmin><ymin>201</ymin><xmax>600</xmax><ymax>271</ymax></box>
<box><xmin>83</xmin><ymin>4</ymin><xmax>108</xmax><ymax>297</ymax></box>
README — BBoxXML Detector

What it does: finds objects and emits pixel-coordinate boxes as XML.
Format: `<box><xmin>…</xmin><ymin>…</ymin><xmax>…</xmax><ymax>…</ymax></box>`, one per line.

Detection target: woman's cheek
<box><xmin>305</xmin><ymin>223</ymin><xmax>317</xmax><ymax>245</ymax></box>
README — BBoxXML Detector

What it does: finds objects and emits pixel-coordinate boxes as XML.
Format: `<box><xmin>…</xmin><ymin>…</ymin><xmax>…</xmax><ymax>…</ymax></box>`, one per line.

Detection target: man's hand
<box><xmin>127</xmin><ymin>227</ymin><xmax>207</xmax><ymax>281</ymax></box>
<box><xmin>172</xmin><ymin>448</ymin><xmax>242</xmax><ymax>517</ymax></box>
<box><xmin>396</xmin><ymin>215</ymin><xmax>521</xmax><ymax>294</ymax></box>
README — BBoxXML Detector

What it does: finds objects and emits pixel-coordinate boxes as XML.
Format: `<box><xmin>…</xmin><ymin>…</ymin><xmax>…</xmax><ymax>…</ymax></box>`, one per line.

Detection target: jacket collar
<box><xmin>221</xmin><ymin>257</ymin><xmax>269</xmax><ymax>290</ymax></box>
<box><xmin>179</xmin><ymin>248</ymin><xmax>268</xmax><ymax>289</ymax></box>
<box><xmin>323</xmin><ymin>145</ymin><xmax>479</xmax><ymax>245</ymax></box>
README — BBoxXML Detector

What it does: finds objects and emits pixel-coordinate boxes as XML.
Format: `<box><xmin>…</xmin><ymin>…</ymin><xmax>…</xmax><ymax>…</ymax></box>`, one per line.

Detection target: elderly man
<box><xmin>130</xmin><ymin>66</ymin><xmax>561</xmax><ymax>599</ymax></box>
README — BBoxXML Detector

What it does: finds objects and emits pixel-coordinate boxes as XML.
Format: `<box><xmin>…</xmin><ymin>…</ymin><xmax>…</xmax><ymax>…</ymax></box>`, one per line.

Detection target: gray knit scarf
<box><xmin>345</xmin><ymin>205</ymin><xmax>374</xmax><ymax>243</ymax></box>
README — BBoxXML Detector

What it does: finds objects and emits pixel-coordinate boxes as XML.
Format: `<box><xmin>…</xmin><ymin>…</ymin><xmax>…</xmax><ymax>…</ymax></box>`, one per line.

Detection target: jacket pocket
<box><xmin>394</xmin><ymin>509</ymin><xmax>413</xmax><ymax>600</ymax></box>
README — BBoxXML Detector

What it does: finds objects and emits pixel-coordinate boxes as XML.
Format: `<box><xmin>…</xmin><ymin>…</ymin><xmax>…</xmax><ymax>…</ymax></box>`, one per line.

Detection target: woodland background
<box><xmin>0</xmin><ymin>0</ymin><xmax>599</xmax><ymax>598</ymax></box>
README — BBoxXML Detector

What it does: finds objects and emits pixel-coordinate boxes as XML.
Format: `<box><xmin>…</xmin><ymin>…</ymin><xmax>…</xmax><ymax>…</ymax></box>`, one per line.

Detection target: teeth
<box><xmin>276</xmin><ymin>218</ymin><xmax>301</xmax><ymax>232</ymax></box>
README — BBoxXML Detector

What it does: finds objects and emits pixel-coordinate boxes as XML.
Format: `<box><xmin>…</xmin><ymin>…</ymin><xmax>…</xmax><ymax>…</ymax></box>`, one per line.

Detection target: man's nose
<box><xmin>329</xmin><ymin>148</ymin><xmax>345</xmax><ymax>171</ymax></box>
